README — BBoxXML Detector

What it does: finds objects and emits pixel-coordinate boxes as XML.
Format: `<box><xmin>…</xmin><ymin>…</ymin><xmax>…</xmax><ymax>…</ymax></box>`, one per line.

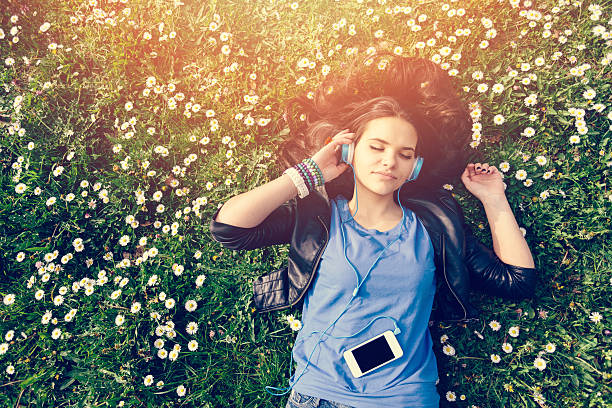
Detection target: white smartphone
<box><xmin>342</xmin><ymin>330</ymin><xmax>403</xmax><ymax>378</ymax></box>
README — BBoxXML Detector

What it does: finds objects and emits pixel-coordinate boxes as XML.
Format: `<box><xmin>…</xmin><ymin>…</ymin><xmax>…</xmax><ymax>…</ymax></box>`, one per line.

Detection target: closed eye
<box><xmin>370</xmin><ymin>146</ymin><xmax>413</xmax><ymax>159</ymax></box>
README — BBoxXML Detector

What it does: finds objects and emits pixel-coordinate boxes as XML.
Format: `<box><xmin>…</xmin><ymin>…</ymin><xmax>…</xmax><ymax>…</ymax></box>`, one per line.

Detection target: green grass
<box><xmin>0</xmin><ymin>0</ymin><xmax>610</xmax><ymax>406</ymax></box>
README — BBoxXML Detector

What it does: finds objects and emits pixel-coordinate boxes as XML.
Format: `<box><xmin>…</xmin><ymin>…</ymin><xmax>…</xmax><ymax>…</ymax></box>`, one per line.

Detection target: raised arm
<box><xmin>210</xmin><ymin>128</ymin><xmax>355</xmax><ymax>250</ymax></box>
<box><xmin>214</xmin><ymin>172</ymin><xmax>298</xmax><ymax>228</ymax></box>
<box><xmin>460</xmin><ymin>162</ymin><xmax>535</xmax><ymax>268</ymax></box>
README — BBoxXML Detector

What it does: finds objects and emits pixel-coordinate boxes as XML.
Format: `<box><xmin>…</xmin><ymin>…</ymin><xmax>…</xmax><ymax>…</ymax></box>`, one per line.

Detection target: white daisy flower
<box><xmin>521</xmin><ymin>127</ymin><xmax>535</xmax><ymax>137</ymax></box>
<box><xmin>489</xmin><ymin>320</ymin><xmax>501</xmax><ymax>331</ymax></box>
<box><xmin>290</xmin><ymin>319</ymin><xmax>302</xmax><ymax>331</ymax></box>
<box><xmin>582</xmin><ymin>89</ymin><xmax>596</xmax><ymax>100</ymax></box>
<box><xmin>185</xmin><ymin>300</ymin><xmax>198</xmax><ymax>312</ymax></box>
<box><xmin>446</xmin><ymin>391</ymin><xmax>456</xmax><ymax>401</ymax></box>
<box><xmin>492</xmin><ymin>83</ymin><xmax>505</xmax><ymax>94</ymax></box>
<box><xmin>493</xmin><ymin>114</ymin><xmax>505</xmax><ymax>125</ymax></box>
<box><xmin>533</xmin><ymin>357</ymin><xmax>546</xmax><ymax>371</ymax></box>
<box><xmin>442</xmin><ymin>344</ymin><xmax>456</xmax><ymax>356</ymax></box>
<box><xmin>3</xmin><ymin>294</ymin><xmax>16</xmax><ymax>305</ymax></box>
<box><xmin>5</xmin><ymin>331</ymin><xmax>15</xmax><ymax>341</ymax></box>
<box><xmin>119</xmin><ymin>235</ymin><xmax>130</xmax><ymax>246</ymax></box>
<box><xmin>186</xmin><ymin>322</ymin><xmax>199</xmax><ymax>335</ymax></box>
<box><xmin>0</xmin><ymin>343</ymin><xmax>9</xmax><ymax>355</ymax></box>
<box><xmin>535</xmin><ymin>156</ymin><xmax>547</xmax><ymax>166</ymax></box>
<box><xmin>51</xmin><ymin>328</ymin><xmax>62</xmax><ymax>340</ymax></box>
<box><xmin>144</xmin><ymin>374</ymin><xmax>154</xmax><ymax>386</ymax></box>
<box><xmin>188</xmin><ymin>340</ymin><xmax>198</xmax><ymax>351</ymax></box>
<box><xmin>15</xmin><ymin>183</ymin><xmax>27</xmax><ymax>194</ymax></box>
<box><xmin>589</xmin><ymin>311</ymin><xmax>603</xmax><ymax>323</ymax></box>
<box><xmin>195</xmin><ymin>275</ymin><xmax>206</xmax><ymax>287</ymax></box>
<box><xmin>515</xmin><ymin>170</ymin><xmax>527</xmax><ymax>181</ymax></box>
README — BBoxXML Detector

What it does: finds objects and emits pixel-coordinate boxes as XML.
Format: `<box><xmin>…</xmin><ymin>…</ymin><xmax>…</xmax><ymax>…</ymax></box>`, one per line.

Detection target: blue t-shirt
<box><xmin>289</xmin><ymin>194</ymin><xmax>439</xmax><ymax>408</ymax></box>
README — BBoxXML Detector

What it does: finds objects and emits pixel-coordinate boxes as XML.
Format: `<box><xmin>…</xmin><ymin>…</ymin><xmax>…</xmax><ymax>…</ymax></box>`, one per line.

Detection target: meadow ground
<box><xmin>0</xmin><ymin>0</ymin><xmax>610</xmax><ymax>407</ymax></box>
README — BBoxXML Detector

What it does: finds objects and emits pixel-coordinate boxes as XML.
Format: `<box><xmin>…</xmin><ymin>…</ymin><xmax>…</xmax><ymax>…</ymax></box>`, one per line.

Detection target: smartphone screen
<box><xmin>352</xmin><ymin>335</ymin><xmax>395</xmax><ymax>374</ymax></box>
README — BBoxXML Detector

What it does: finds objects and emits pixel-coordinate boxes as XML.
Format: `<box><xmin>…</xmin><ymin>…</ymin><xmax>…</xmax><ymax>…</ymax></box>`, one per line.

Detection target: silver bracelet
<box><xmin>283</xmin><ymin>167</ymin><xmax>309</xmax><ymax>198</ymax></box>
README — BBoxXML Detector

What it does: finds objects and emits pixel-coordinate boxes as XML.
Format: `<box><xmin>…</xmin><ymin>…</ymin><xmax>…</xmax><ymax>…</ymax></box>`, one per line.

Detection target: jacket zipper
<box><xmin>441</xmin><ymin>234</ymin><xmax>468</xmax><ymax>320</ymax></box>
<box><xmin>288</xmin><ymin>215</ymin><xmax>330</xmax><ymax>308</ymax></box>
<box><xmin>260</xmin><ymin>215</ymin><xmax>330</xmax><ymax>313</ymax></box>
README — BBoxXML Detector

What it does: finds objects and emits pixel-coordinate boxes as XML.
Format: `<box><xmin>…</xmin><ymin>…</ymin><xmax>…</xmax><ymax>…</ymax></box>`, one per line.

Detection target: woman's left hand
<box><xmin>460</xmin><ymin>162</ymin><xmax>507</xmax><ymax>203</ymax></box>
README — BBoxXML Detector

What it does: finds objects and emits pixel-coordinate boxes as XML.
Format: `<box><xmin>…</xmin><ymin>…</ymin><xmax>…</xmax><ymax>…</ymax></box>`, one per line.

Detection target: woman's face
<box><xmin>351</xmin><ymin>116</ymin><xmax>419</xmax><ymax>197</ymax></box>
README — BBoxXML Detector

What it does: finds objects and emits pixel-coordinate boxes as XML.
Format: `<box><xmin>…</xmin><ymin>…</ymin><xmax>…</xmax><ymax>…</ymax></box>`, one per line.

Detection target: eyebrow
<box><xmin>368</xmin><ymin>138</ymin><xmax>415</xmax><ymax>151</ymax></box>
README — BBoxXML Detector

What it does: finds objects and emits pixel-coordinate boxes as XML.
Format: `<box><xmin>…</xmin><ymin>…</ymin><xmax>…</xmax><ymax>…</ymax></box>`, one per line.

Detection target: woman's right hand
<box><xmin>310</xmin><ymin>129</ymin><xmax>355</xmax><ymax>184</ymax></box>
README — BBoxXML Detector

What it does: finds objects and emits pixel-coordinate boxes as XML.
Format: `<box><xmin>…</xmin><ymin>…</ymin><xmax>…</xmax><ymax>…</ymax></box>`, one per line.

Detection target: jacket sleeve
<box><xmin>208</xmin><ymin>198</ymin><xmax>296</xmax><ymax>251</ymax></box>
<box><xmin>462</xmin><ymin>221</ymin><xmax>537</xmax><ymax>299</ymax></box>
<box><xmin>439</xmin><ymin>190</ymin><xmax>537</xmax><ymax>300</ymax></box>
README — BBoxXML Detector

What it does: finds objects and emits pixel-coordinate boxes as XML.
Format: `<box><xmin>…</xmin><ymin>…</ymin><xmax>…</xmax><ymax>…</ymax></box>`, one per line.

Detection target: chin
<box><xmin>364</xmin><ymin>183</ymin><xmax>399</xmax><ymax>196</ymax></box>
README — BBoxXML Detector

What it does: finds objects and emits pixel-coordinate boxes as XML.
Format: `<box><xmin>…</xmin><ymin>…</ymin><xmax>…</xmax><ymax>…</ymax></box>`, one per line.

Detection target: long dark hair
<box><xmin>275</xmin><ymin>50</ymin><xmax>472</xmax><ymax>198</ymax></box>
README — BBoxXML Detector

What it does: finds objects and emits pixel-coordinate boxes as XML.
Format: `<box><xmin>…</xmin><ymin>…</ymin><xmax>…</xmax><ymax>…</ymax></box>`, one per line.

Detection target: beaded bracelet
<box><xmin>295</xmin><ymin>162</ymin><xmax>314</xmax><ymax>191</ymax></box>
<box><xmin>283</xmin><ymin>167</ymin><xmax>309</xmax><ymax>198</ymax></box>
<box><xmin>304</xmin><ymin>163</ymin><xmax>318</xmax><ymax>189</ymax></box>
<box><xmin>304</xmin><ymin>158</ymin><xmax>325</xmax><ymax>186</ymax></box>
<box><xmin>283</xmin><ymin>158</ymin><xmax>326</xmax><ymax>198</ymax></box>
<box><xmin>300</xmin><ymin>159</ymin><xmax>324</xmax><ymax>192</ymax></box>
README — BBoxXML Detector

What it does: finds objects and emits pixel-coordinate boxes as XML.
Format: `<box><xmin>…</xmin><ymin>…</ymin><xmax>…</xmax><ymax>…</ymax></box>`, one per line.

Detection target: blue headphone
<box><xmin>341</xmin><ymin>141</ymin><xmax>423</xmax><ymax>182</ymax></box>
<box><xmin>265</xmin><ymin>139</ymin><xmax>424</xmax><ymax>396</ymax></box>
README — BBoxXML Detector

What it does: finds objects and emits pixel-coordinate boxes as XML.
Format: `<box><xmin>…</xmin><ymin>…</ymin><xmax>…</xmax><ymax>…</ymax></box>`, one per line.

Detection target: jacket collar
<box><xmin>301</xmin><ymin>187</ymin><xmax>447</xmax><ymax>254</ymax></box>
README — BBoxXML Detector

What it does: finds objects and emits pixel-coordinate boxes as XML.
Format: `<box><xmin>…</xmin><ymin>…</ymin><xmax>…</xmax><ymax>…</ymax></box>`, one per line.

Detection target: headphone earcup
<box><xmin>405</xmin><ymin>156</ymin><xmax>424</xmax><ymax>182</ymax></box>
<box><xmin>341</xmin><ymin>143</ymin><xmax>354</xmax><ymax>165</ymax></box>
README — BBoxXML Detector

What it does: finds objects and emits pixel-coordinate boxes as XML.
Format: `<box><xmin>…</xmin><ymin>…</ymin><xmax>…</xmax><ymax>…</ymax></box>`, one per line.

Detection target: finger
<box><xmin>461</xmin><ymin>168</ymin><xmax>473</xmax><ymax>183</ymax></box>
<box><xmin>334</xmin><ymin>136</ymin><xmax>354</xmax><ymax>145</ymax></box>
<box><xmin>467</xmin><ymin>163</ymin><xmax>478</xmax><ymax>176</ymax></box>
<box><xmin>338</xmin><ymin>133</ymin><xmax>354</xmax><ymax>139</ymax></box>
<box><xmin>331</xmin><ymin>136</ymin><xmax>348</xmax><ymax>147</ymax></box>
<box><xmin>327</xmin><ymin>131</ymin><xmax>348</xmax><ymax>145</ymax></box>
<box><xmin>474</xmin><ymin>162</ymin><xmax>491</xmax><ymax>174</ymax></box>
<box><xmin>330</xmin><ymin>133</ymin><xmax>348</xmax><ymax>145</ymax></box>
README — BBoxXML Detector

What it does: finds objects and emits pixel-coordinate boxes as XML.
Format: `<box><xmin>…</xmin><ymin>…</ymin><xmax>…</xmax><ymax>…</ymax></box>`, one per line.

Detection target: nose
<box><xmin>381</xmin><ymin>152</ymin><xmax>398</xmax><ymax>168</ymax></box>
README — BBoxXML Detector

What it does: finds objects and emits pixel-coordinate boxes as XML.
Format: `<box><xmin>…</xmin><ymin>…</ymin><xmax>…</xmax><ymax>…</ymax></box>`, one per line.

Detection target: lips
<box><xmin>374</xmin><ymin>172</ymin><xmax>396</xmax><ymax>179</ymax></box>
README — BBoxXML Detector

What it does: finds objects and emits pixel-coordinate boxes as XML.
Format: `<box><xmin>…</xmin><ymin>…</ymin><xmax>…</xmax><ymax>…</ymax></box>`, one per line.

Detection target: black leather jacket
<box><xmin>209</xmin><ymin>186</ymin><xmax>537</xmax><ymax>323</ymax></box>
